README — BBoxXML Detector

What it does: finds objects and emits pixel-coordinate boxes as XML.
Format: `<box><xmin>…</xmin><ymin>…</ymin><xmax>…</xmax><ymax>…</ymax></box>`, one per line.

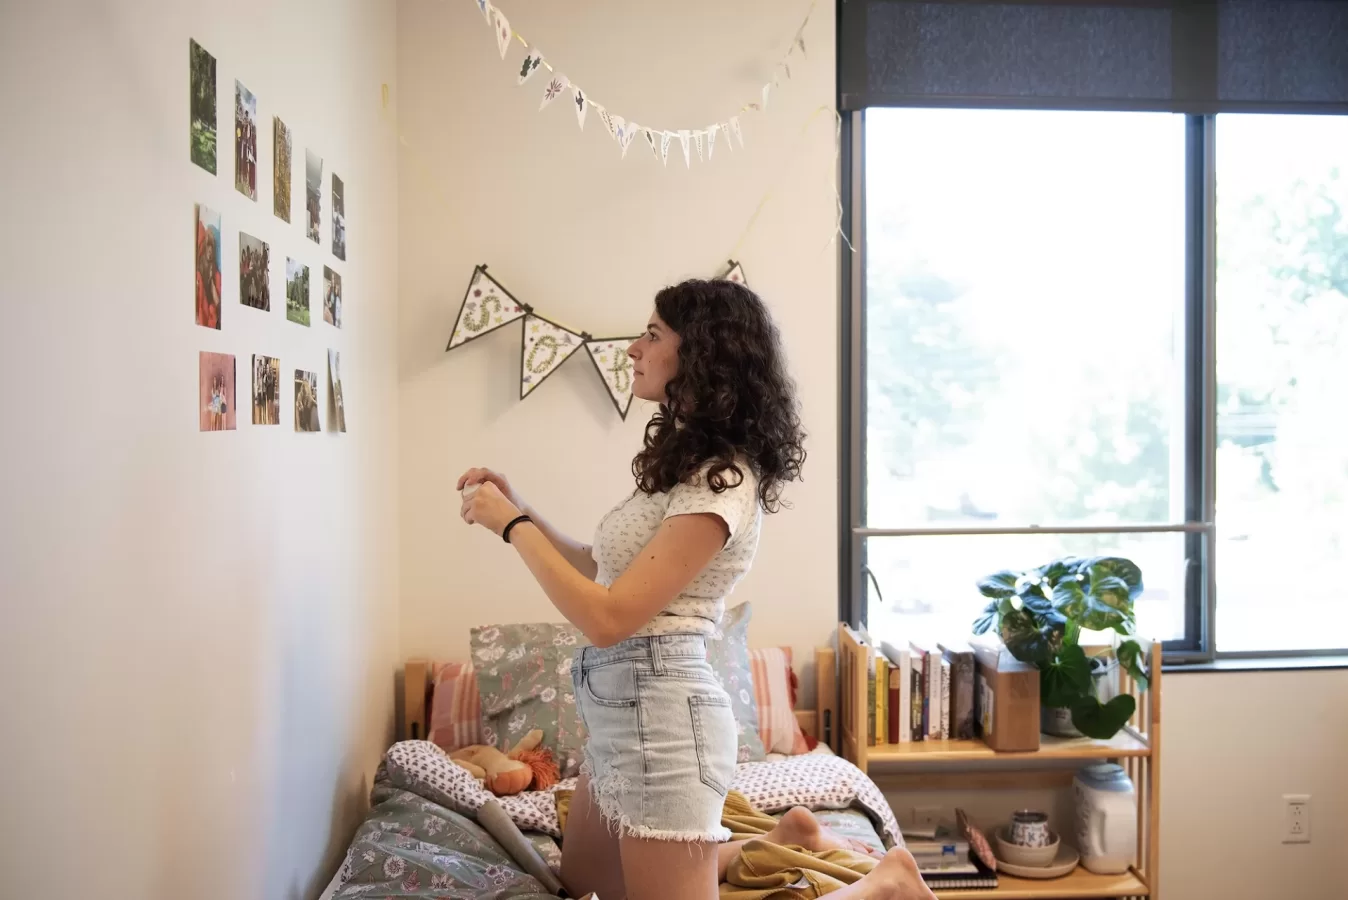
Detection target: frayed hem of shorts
<box><xmin>612</xmin><ymin>819</ymin><xmax>733</xmax><ymax>844</ymax></box>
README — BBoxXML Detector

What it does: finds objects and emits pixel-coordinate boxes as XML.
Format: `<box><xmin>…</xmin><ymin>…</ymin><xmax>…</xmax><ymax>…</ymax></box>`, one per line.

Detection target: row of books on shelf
<box><xmin>866</xmin><ymin>636</ymin><xmax>978</xmax><ymax>744</ymax></box>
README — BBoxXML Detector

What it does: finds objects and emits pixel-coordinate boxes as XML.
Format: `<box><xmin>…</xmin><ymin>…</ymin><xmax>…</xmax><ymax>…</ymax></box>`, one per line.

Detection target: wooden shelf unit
<box><xmin>837</xmin><ymin>624</ymin><xmax>1162</xmax><ymax>900</ymax></box>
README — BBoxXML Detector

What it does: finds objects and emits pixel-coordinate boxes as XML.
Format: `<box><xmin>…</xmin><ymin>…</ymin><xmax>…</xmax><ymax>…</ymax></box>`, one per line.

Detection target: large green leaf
<box><xmin>1036</xmin><ymin>559</ymin><xmax>1072</xmax><ymax>589</ymax></box>
<box><xmin>1001</xmin><ymin>613</ymin><xmax>1054</xmax><ymax>665</ymax></box>
<box><xmin>1117</xmin><ymin>639</ymin><xmax>1150</xmax><ymax>692</ymax></box>
<box><xmin>1070</xmin><ymin>694</ymin><xmax>1137</xmax><ymax>739</ymax></box>
<box><xmin>977</xmin><ymin>571</ymin><xmax>1020</xmax><ymax>599</ymax></box>
<box><xmin>1040</xmin><ymin>643</ymin><xmax>1092</xmax><ymax>707</ymax></box>
<box><xmin>1051</xmin><ymin>580</ymin><xmax>1087</xmax><ymax>620</ymax></box>
<box><xmin>1085</xmin><ymin>558</ymin><xmax>1144</xmax><ymax>600</ymax></box>
<box><xmin>1091</xmin><ymin>575</ymin><xmax>1132</xmax><ymax>610</ymax></box>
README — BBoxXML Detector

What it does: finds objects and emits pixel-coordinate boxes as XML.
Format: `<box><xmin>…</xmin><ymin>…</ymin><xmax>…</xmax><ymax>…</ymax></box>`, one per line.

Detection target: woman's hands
<box><xmin>458</xmin><ymin>468</ymin><xmax>527</xmax><ymax>538</ymax></box>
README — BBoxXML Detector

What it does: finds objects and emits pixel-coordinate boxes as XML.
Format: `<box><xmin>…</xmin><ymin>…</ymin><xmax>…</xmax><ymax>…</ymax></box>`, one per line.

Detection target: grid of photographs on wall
<box><xmin>190</xmin><ymin>38</ymin><xmax>346</xmax><ymax>435</ymax></box>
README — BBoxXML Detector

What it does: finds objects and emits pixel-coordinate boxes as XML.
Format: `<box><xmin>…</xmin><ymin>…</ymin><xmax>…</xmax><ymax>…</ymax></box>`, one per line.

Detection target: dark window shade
<box><xmin>840</xmin><ymin>0</ymin><xmax>1348</xmax><ymax>113</ymax></box>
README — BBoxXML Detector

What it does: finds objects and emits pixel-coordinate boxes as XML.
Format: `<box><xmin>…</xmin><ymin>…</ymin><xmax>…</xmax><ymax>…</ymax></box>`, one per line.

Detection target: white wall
<box><xmin>396</xmin><ymin>0</ymin><xmax>840</xmax><ymax>685</ymax></box>
<box><xmin>0</xmin><ymin>3</ymin><xmax>399</xmax><ymax>899</ymax></box>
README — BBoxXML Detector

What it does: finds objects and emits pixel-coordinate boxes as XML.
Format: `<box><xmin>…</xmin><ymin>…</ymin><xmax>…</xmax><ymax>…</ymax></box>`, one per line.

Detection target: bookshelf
<box><xmin>837</xmin><ymin>624</ymin><xmax>1162</xmax><ymax>900</ymax></box>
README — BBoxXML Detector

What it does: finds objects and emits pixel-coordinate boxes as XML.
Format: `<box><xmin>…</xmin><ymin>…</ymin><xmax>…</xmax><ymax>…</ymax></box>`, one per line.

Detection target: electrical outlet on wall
<box><xmin>1283</xmin><ymin>794</ymin><xmax>1311</xmax><ymax>843</ymax></box>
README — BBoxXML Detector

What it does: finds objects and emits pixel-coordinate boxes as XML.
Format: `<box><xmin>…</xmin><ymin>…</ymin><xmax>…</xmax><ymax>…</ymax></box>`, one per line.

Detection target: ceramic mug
<box><xmin>1010</xmin><ymin>810</ymin><xmax>1052</xmax><ymax>848</ymax></box>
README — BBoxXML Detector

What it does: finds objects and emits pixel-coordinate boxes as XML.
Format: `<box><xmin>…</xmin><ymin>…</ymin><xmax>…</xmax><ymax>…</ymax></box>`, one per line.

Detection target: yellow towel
<box><xmin>721</xmin><ymin>839</ymin><xmax>878</xmax><ymax>900</ymax></box>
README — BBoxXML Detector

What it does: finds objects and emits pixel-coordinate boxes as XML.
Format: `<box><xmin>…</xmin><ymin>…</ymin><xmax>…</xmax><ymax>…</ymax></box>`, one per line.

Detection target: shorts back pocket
<box><xmin>688</xmin><ymin>693</ymin><xmax>735</xmax><ymax>795</ymax></box>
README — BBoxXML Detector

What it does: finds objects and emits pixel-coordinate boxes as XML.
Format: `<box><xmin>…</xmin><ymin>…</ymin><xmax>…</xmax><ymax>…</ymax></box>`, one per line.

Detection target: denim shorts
<box><xmin>571</xmin><ymin>634</ymin><xmax>737</xmax><ymax>842</ymax></box>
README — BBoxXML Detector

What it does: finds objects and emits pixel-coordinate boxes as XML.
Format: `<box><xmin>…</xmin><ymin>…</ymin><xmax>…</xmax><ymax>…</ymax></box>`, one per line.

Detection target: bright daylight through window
<box><xmin>857</xmin><ymin>107</ymin><xmax>1348</xmax><ymax>658</ymax></box>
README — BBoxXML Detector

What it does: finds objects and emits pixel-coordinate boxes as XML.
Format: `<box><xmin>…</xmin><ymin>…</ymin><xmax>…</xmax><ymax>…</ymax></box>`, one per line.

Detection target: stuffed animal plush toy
<box><xmin>447</xmin><ymin>729</ymin><xmax>556</xmax><ymax>796</ymax></box>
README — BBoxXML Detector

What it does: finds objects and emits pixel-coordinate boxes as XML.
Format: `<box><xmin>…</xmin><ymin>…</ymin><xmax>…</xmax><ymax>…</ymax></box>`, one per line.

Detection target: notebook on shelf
<box><xmin>919</xmin><ymin>854</ymin><xmax>998</xmax><ymax>891</ymax></box>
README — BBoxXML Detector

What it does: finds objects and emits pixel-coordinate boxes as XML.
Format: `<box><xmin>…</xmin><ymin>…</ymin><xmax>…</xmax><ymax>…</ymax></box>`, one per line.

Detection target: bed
<box><xmin>319</xmin><ymin>621</ymin><xmax>898</xmax><ymax>899</ymax></box>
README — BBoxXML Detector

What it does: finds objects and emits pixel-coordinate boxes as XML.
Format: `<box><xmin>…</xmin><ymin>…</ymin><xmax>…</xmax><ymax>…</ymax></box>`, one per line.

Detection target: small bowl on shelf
<box><xmin>995</xmin><ymin>827</ymin><xmax>1060</xmax><ymax>868</ymax></box>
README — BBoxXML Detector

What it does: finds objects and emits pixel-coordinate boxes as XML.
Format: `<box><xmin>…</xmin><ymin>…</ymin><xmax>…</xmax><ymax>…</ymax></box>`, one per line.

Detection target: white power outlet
<box><xmin>1283</xmin><ymin>794</ymin><xmax>1311</xmax><ymax>843</ymax></box>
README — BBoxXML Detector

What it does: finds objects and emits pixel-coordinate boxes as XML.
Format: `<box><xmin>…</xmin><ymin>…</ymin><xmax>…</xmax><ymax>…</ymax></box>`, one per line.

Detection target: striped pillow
<box><xmin>427</xmin><ymin>661</ymin><xmax>485</xmax><ymax>751</ymax></box>
<box><xmin>749</xmin><ymin>647</ymin><xmax>811</xmax><ymax>755</ymax></box>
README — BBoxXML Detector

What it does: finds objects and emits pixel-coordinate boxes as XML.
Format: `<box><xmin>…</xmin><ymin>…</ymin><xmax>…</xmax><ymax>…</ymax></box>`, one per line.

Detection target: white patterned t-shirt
<box><xmin>593</xmin><ymin>465</ymin><xmax>762</xmax><ymax>637</ymax></box>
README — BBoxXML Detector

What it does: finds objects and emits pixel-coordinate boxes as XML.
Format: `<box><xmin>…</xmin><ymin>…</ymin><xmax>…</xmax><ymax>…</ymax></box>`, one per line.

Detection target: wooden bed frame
<box><xmin>402</xmin><ymin>646</ymin><xmax>841</xmax><ymax>750</ymax></box>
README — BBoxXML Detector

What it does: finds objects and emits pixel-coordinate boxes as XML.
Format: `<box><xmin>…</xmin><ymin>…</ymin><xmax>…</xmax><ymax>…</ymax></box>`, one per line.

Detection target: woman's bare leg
<box><xmin>715</xmin><ymin>806</ymin><xmax>882</xmax><ymax>880</ymax></box>
<box><xmin>560</xmin><ymin>773</ymin><xmax>625</xmax><ymax>900</ymax></box>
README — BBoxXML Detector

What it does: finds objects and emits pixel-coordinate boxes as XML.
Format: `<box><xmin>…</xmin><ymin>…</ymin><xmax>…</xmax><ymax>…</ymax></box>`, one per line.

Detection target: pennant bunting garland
<box><xmin>446</xmin><ymin>262</ymin><xmax>751</xmax><ymax>419</ymax></box>
<box><xmin>518</xmin><ymin>49</ymin><xmax>544</xmax><ymax>84</ymax></box>
<box><xmin>573</xmin><ymin>87</ymin><xmax>587</xmax><ymax>130</ymax></box>
<box><xmin>446</xmin><ymin>266</ymin><xmax>528</xmax><ymax>350</ymax></box>
<box><xmin>585</xmin><ymin>339</ymin><xmax>641</xmax><ymax>419</ymax></box>
<box><xmin>539</xmin><ymin>74</ymin><xmax>569</xmax><ymax>110</ymax></box>
<box><xmin>721</xmin><ymin>122</ymin><xmax>733</xmax><ymax>152</ymax></box>
<box><xmin>491</xmin><ymin>7</ymin><xmax>512</xmax><ymax>59</ymax></box>
<box><xmin>466</xmin><ymin>0</ymin><xmax>817</xmax><ymax>165</ymax></box>
<box><xmin>617</xmin><ymin>119</ymin><xmax>638</xmax><ymax>158</ymax></box>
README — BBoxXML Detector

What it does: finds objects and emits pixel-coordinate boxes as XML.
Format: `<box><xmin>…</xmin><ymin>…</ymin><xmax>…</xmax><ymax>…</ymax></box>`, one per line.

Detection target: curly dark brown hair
<box><xmin>631</xmin><ymin>278</ymin><xmax>806</xmax><ymax>512</ymax></box>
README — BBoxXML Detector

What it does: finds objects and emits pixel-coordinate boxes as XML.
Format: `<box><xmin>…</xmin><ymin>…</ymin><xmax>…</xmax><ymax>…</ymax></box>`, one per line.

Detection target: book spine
<box><xmin>926</xmin><ymin>649</ymin><xmax>939</xmax><ymax>740</ymax></box>
<box><xmin>898</xmin><ymin>649</ymin><xmax>912</xmax><ymax>743</ymax></box>
<box><xmin>940</xmin><ymin>659</ymin><xmax>951</xmax><ymax>741</ymax></box>
<box><xmin>912</xmin><ymin>651</ymin><xmax>924</xmax><ymax>741</ymax></box>
<box><xmin>953</xmin><ymin>651</ymin><xmax>975</xmax><ymax>740</ymax></box>
<box><xmin>886</xmin><ymin>659</ymin><xmax>901</xmax><ymax>744</ymax></box>
<box><xmin>876</xmin><ymin>657</ymin><xmax>888</xmax><ymax>745</ymax></box>
<box><xmin>866</xmin><ymin>660</ymin><xmax>876</xmax><ymax>747</ymax></box>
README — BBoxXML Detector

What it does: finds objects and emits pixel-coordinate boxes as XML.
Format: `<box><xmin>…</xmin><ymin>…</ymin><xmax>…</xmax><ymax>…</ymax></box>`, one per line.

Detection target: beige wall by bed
<box><xmin>0</xmin><ymin>2</ymin><xmax>399</xmax><ymax>899</ymax></box>
<box><xmin>395</xmin><ymin>0</ymin><xmax>841</xmax><ymax>692</ymax></box>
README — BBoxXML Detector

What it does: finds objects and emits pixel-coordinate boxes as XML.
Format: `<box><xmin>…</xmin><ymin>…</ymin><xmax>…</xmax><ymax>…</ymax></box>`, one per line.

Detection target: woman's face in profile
<box><xmin>628</xmin><ymin>311</ymin><xmax>680</xmax><ymax>403</ymax></box>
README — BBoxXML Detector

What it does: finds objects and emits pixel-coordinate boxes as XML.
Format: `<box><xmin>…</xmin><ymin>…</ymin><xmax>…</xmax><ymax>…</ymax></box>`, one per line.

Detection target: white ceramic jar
<box><xmin>1073</xmin><ymin>763</ymin><xmax>1136</xmax><ymax>874</ymax></box>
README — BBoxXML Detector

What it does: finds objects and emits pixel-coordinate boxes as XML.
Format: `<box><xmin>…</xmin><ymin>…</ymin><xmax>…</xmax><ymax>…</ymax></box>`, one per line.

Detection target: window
<box><xmin>846</xmin><ymin>109</ymin><xmax>1348</xmax><ymax>660</ymax></box>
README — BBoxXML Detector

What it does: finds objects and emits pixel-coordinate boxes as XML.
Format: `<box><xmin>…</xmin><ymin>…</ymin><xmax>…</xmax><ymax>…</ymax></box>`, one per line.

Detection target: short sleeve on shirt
<box><xmin>663</xmin><ymin>465</ymin><xmax>759</xmax><ymax>543</ymax></box>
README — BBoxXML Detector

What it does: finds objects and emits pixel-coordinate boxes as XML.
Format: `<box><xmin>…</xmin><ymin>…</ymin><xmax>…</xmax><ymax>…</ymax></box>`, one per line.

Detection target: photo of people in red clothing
<box><xmin>235</xmin><ymin>80</ymin><xmax>258</xmax><ymax>200</ymax></box>
<box><xmin>195</xmin><ymin>203</ymin><xmax>222</xmax><ymax>329</ymax></box>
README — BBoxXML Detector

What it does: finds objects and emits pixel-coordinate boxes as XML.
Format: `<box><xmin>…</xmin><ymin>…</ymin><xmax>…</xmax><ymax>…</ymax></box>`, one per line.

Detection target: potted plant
<box><xmin>971</xmin><ymin>556</ymin><xmax>1150</xmax><ymax>740</ymax></box>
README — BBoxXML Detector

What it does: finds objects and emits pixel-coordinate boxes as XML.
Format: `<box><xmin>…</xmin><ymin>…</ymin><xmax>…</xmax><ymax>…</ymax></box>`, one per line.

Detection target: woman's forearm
<box><xmin>507</xmin><ymin>523</ymin><xmax>618</xmax><ymax>645</ymax></box>
<box><xmin>519</xmin><ymin>504</ymin><xmax>598</xmax><ymax>580</ymax></box>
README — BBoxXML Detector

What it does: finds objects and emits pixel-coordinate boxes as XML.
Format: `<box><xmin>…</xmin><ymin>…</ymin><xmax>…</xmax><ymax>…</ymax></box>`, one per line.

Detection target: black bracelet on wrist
<box><xmin>502</xmin><ymin>514</ymin><xmax>533</xmax><ymax>544</ymax></box>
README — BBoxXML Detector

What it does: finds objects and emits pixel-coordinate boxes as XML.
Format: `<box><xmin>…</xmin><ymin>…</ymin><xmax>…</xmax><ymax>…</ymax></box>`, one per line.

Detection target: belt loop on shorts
<box><xmin>649</xmin><ymin>635</ymin><xmax>665</xmax><ymax>674</ymax></box>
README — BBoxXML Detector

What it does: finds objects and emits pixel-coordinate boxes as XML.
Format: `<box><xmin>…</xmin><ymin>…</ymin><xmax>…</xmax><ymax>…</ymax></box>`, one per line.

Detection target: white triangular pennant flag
<box><xmin>730</xmin><ymin>116</ymin><xmax>744</xmax><ymax>148</ymax></box>
<box><xmin>784</xmin><ymin>61</ymin><xmax>792</xmax><ymax>80</ymax></box>
<box><xmin>521</xmin><ymin>315</ymin><xmax>584</xmax><ymax>398</ymax></box>
<box><xmin>796</xmin><ymin>35</ymin><xmax>807</xmax><ymax>58</ymax></box>
<box><xmin>761</xmin><ymin>83</ymin><xmax>771</xmax><ymax>110</ymax></box>
<box><xmin>617</xmin><ymin>119</ymin><xmax>637</xmax><ymax>158</ymax></box>
<box><xmin>707</xmin><ymin>126</ymin><xmax>717</xmax><ymax>160</ymax></box>
<box><xmin>517</xmin><ymin>49</ymin><xmax>544</xmax><ymax>85</ymax></box>
<box><xmin>694</xmin><ymin>130</ymin><xmax>704</xmax><ymax>162</ymax></box>
<box><xmin>721</xmin><ymin>260</ymin><xmax>748</xmax><ymax>286</ymax></box>
<box><xmin>447</xmin><ymin>267</ymin><xmax>527</xmax><ymax>350</ymax></box>
<box><xmin>476</xmin><ymin>0</ymin><xmax>491</xmax><ymax>23</ymax></box>
<box><xmin>678</xmin><ymin>130</ymin><xmax>691</xmax><ymax>168</ymax></box>
<box><xmin>597</xmin><ymin>108</ymin><xmax>617</xmax><ymax>139</ymax></box>
<box><xmin>659</xmin><ymin>131</ymin><xmax>672</xmax><ymax>166</ymax></box>
<box><xmin>573</xmin><ymin>87</ymin><xmax>587</xmax><ymax>130</ymax></box>
<box><xmin>645</xmin><ymin>129</ymin><xmax>659</xmax><ymax>160</ymax></box>
<box><xmin>539</xmin><ymin>73</ymin><xmax>569</xmax><ymax>110</ymax></box>
<box><xmin>721</xmin><ymin>122</ymin><xmax>734</xmax><ymax>152</ymax></box>
<box><xmin>491</xmin><ymin>7</ymin><xmax>512</xmax><ymax>59</ymax></box>
<box><xmin>585</xmin><ymin>338</ymin><xmax>639</xmax><ymax>419</ymax></box>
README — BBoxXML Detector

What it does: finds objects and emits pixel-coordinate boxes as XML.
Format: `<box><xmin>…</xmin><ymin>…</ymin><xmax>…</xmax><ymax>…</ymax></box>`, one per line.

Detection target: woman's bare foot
<box><xmin>766</xmin><ymin>806</ymin><xmax>884</xmax><ymax>858</ymax></box>
<box><xmin>855</xmin><ymin>848</ymin><xmax>937</xmax><ymax>900</ymax></box>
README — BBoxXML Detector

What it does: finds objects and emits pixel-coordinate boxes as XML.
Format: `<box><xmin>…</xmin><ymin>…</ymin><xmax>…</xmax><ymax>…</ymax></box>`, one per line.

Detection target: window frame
<box><xmin>839</xmin><ymin>108</ymin><xmax>1348</xmax><ymax>663</ymax></box>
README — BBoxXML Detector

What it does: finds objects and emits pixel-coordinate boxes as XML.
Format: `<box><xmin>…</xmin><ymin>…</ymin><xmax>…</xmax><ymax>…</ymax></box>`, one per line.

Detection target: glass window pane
<box><xmin>863</xmin><ymin>532</ymin><xmax>1189</xmax><ymax>647</ymax></box>
<box><xmin>863</xmin><ymin>109</ymin><xmax>1188</xmax><ymax>528</ymax></box>
<box><xmin>1215</xmin><ymin>114</ymin><xmax>1348</xmax><ymax>653</ymax></box>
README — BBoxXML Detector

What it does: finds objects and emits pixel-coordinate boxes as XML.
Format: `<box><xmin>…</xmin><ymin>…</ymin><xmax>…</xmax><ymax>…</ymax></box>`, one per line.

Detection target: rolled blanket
<box><xmin>722</xmin><ymin>839</ymin><xmax>878</xmax><ymax>900</ymax></box>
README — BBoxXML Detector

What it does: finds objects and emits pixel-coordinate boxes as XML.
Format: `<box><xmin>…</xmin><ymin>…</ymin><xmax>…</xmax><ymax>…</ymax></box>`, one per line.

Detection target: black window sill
<box><xmin>1163</xmin><ymin>655</ymin><xmax>1348</xmax><ymax>674</ymax></box>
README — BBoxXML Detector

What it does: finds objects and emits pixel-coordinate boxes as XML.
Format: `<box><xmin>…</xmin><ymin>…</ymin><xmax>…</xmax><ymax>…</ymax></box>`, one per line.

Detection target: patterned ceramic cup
<box><xmin>1010</xmin><ymin>810</ymin><xmax>1052</xmax><ymax>847</ymax></box>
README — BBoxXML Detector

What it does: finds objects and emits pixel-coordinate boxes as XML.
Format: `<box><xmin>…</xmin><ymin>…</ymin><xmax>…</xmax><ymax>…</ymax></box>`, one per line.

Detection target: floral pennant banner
<box><xmin>446</xmin><ymin>261</ymin><xmax>750</xmax><ymax>418</ymax></box>
<box><xmin>467</xmin><ymin>0</ymin><xmax>819</xmax><ymax>166</ymax></box>
<box><xmin>446</xmin><ymin>266</ymin><xmax>528</xmax><ymax>350</ymax></box>
<box><xmin>584</xmin><ymin>338</ymin><xmax>641</xmax><ymax>419</ymax></box>
<box><xmin>520</xmin><ymin>315</ymin><xmax>584</xmax><ymax>399</ymax></box>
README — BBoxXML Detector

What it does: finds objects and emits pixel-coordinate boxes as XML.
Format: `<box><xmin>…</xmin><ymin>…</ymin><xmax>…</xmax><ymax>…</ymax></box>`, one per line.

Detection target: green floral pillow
<box><xmin>471</xmin><ymin>622</ymin><xmax>587</xmax><ymax>778</ymax></box>
<box><xmin>707</xmin><ymin>602</ymin><xmax>767</xmax><ymax>762</ymax></box>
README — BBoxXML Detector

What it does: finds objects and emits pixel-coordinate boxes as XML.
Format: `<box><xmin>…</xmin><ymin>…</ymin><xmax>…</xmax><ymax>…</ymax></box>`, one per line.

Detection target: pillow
<box><xmin>426</xmin><ymin>661</ymin><xmax>484</xmax><ymax>752</ymax></box>
<box><xmin>749</xmin><ymin>647</ymin><xmax>812</xmax><ymax>755</ymax></box>
<box><xmin>471</xmin><ymin>623</ymin><xmax>587</xmax><ymax>778</ymax></box>
<box><xmin>706</xmin><ymin>602</ymin><xmax>768</xmax><ymax>762</ymax></box>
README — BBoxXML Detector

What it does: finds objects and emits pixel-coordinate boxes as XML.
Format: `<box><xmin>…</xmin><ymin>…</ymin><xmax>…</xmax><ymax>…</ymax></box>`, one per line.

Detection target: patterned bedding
<box><xmin>329</xmin><ymin>743</ymin><xmax>898</xmax><ymax>899</ymax></box>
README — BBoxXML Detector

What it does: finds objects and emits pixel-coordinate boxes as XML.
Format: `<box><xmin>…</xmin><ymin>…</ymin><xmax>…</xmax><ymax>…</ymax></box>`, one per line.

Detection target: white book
<box><xmin>926</xmin><ymin>643</ymin><xmax>941</xmax><ymax>740</ymax></box>
<box><xmin>940</xmin><ymin>658</ymin><xmax>952</xmax><ymax>742</ymax></box>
